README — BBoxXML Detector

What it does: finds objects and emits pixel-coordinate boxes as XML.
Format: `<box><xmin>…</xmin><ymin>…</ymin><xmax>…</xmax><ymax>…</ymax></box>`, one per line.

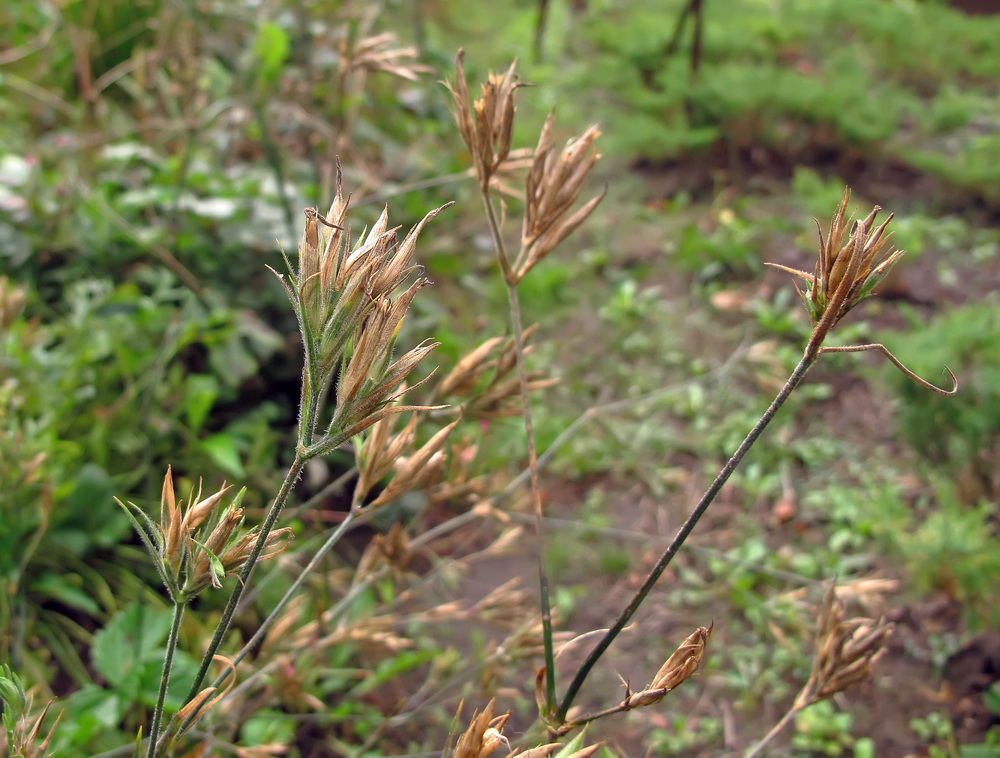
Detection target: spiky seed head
<box><xmin>799</xmin><ymin>584</ymin><xmax>894</xmax><ymax>707</ymax></box>
<box><xmin>446</xmin><ymin>50</ymin><xmax>524</xmax><ymax>189</ymax></box>
<box><xmin>453</xmin><ymin>700</ymin><xmax>511</xmax><ymax>758</ymax></box>
<box><xmin>768</xmin><ymin>188</ymin><xmax>904</xmax><ymax>346</ymax></box>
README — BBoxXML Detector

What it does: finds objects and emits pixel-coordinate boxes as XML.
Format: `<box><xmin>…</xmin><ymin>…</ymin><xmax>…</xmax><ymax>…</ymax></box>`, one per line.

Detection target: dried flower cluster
<box><xmin>116</xmin><ymin>468</ymin><xmax>292</xmax><ymax>602</ymax></box>
<box><xmin>446</xmin><ymin>50</ymin><xmax>521</xmax><ymax>191</ymax></box>
<box><xmin>354</xmin><ymin>412</ymin><xmax>459</xmax><ymax>510</ymax></box>
<box><xmin>798</xmin><ymin>584</ymin><xmax>894</xmax><ymax>707</ymax></box>
<box><xmin>770</xmin><ymin>188</ymin><xmax>957</xmax><ymax>394</ymax></box>
<box><xmin>338</xmin><ymin>31</ymin><xmax>431</xmax><ymax>83</ymax></box>
<box><xmin>769</xmin><ymin>188</ymin><xmax>902</xmax><ymax>342</ymax></box>
<box><xmin>517</xmin><ymin>117</ymin><xmax>603</xmax><ymax>282</ymax></box>
<box><xmin>271</xmin><ymin>164</ymin><xmax>452</xmax><ymax>456</ymax></box>
<box><xmin>446</xmin><ymin>52</ymin><xmax>602</xmax><ymax>283</ymax></box>
<box><xmin>435</xmin><ymin>326</ymin><xmax>558</xmax><ymax>418</ymax></box>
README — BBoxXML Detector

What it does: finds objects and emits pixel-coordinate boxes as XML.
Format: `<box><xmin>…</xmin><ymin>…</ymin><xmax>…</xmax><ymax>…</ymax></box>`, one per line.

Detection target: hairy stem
<box><xmin>479</xmin><ymin>189</ymin><xmax>557</xmax><ymax>714</ymax></box>
<box><xmin>147</xmin><ymin>601</ymin><xmax>185</xmax><ymax>757</ymax></box>
<box><xmin>556</xmin><ymin>349</ymin><xmax>817</xmax><ymax>722</ymax></box>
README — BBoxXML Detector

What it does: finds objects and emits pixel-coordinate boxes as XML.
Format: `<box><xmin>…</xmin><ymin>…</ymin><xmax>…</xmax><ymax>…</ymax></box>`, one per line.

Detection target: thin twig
<box><xmin>744</xmin><ymin>701</ymin><xmax>801</xmax><ymax>758</ymax></box>
<box><xmin>556</xmin><ymin>350</ymin><xmax>817</xmax><ymax>722</ymax></box>
<box><xmin>479</xmin><ymin>188</ymin><xmax>557</xmax><ymax>714</ymax></box>
<box><xmin>182</xmin><ymin>456</ymin><xmax>306</xmax><ymax>704</ymax></box>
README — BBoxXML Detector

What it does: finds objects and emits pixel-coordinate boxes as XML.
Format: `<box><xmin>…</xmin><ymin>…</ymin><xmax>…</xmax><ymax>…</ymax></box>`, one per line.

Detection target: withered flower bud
<box><xmin>622</xmin><ymin>624</ymin><xmax>713</xmax><ymax>710</ymax></box>
<box><xmin>453</xmin><ymin>700</ymin><xmax>511</xmax><ymax>758</ymax></box>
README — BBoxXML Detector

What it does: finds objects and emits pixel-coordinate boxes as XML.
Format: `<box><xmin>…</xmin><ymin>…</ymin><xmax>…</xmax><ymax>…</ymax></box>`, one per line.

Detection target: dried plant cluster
<box><xmin>769</xmin><ymin>188</ymin><xmax>956</xmax><ymax>394</ymax></box>
<box><xmin>745</xmin><ymin>586</ymin><xmax>895</xmax><ymax>757</ymax></box>
<box><xmin>801</xmin><ymin>585</ymin><xmax>894</xmax><ymax>707</ymax></box>
<box><xmin>273</xmin><ymin>164</ymin><xmax>454</xmax><ymax>456</ymax></box>
<box><xmin>769</xmin><ymin>188</ymin><xmax>903</xmax><ymax>339</ymax></box>
<box><xmin>117</xmin><ymin>469</ymin><xmax>291</xmax><ymax>603</ymax></box>
<box><xmin>446</xmin><ymin>50</ymin><xmax>604</xmax><ymax>284</ymax></box>
<box><xmin>3</xmin><ymin>37</ymin><xmax>953</xmax><ymax>758</ymax></box>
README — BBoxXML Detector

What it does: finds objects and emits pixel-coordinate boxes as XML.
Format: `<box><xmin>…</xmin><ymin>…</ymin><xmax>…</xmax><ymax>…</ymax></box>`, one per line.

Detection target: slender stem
<box><xmin>147</xmin><ymin>601</ymin><xmax>185</xmax><ymax>758</ymax></box>
<box><xmin>211</xmin><ymin>510</ymin><xmax>357</xmax><ymax>685</ymax></box>
<box><xmin>183</xmin><ymin>456</ymin><xmax>306</xmax><ymax>704</ymax></box>
<box><xmin>479</xmin><ymin>189</ymin><xmax>557</xmax><ymax>714</ymax></box>
<box><xmin>556</xmin><ymin>349</ymin><xmax>817</xmax><ymax>722</ymax></box>
<box><xmin>745</xmin><ymin>702</ymin><xmax>801</xmax><ymax>758</ymax></box>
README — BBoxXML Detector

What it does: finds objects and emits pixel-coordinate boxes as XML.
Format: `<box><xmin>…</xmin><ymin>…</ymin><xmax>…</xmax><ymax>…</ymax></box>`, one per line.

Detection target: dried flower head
<box><xmin>446</xmin><ymin>50</ymin><xmax>523</xmax><ymax>190</ymax></box>
<box><xmin>621</xmin><ymin>624</ymin><xmax>713</xmax><ymax>710</ymax></box>
<box><xmin>798</xmin><ymin>584</ymin><xmax>893</xmax><ymax>707</ymax></box>
<box><xmin>517</xmin><ymin>118</ymin><xmax>604</xmax><ymax>281</ymax></box>
<box><xmin>769</xmin><ymin>188</ymin><xmax>902</xmax><ymax>341</ymax></box>
<box><xmin>452</xmin><ymin>700</ymin><xmax>511</xmax><ymax>758</ymax></box>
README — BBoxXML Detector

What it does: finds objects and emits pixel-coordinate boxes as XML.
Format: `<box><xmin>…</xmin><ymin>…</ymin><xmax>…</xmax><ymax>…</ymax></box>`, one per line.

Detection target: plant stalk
<box><xmin>183</xmin><ymin>455</ymin><xmax>306</xmax><ymax>704</ymax></box>
<box><xmin>479</xmin><ymin>189</ymin><xmax>557</xmax><ymax>714</ymax></box>
<box><xmin>556</xmin><ymin>349</ymin><xmax>817</xmax><ymax>722</ymax></box>
<box><xmin>213</xmin><ymin>509</ymin><xmax>358</xmax><ymax>685</ymax></box>
<box><xmin>147</xmin><ymin>601</ymin><xmax>185</xmax><ymax>758</ymax></box>
<box><xmin>744</xmin><ymin>702</ymin><xmax>801</xmax><ymax>758</ymax></box>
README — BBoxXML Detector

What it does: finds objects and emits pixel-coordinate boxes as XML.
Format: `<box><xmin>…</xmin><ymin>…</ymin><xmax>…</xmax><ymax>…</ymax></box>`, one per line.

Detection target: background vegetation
<box><xmin>1</xmin><ymin>0</ymin><xmax>999</xmax><ymax>755</ymax></box>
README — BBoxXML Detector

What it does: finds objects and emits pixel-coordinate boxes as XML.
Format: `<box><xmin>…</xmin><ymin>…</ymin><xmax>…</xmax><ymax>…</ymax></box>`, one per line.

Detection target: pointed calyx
<box><xmin>769</xmin><ymin>187</ymin><xmax>957</xmax><ymax>395</ymax></box>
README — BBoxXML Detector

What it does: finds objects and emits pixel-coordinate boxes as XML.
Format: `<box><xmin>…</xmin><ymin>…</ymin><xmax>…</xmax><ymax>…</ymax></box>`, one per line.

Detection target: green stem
<box><xmin>556</xmin><ymin>349</ymin><xmax>817</xmax><ymax>723</ymax></box>
<box><xmin>147</xmin><ymin>602</ymin><xmax>185</xmax><ymax>757</ymax></box>
<box><xmin>183</xmin><ymin>456</ymin><xmax>306</xmax><ymax>704</ymax></box>
<box><xmin>478</xmin><ymin>190</ymin><xmax>557</xmax><ymax>715</ymax></box>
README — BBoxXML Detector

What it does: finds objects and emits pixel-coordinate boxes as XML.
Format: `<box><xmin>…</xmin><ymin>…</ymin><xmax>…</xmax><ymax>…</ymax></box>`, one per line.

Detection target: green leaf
<box><xmin>61</xmin><ymin>684</ymin><xmax>125</xmax><ymax>732</ymax></box>
<box><xmin>554</xmin><ymin>728</ymin><xmax>588</xmax><ymax>757</ymax></box>
<box><xmin>183</xmin><ymin>374</ymin><xmax>219</xmax><ymax>433</ymax></box>
<box><xmin>92</xmin><ymin>604</ymin><xmax>171</xmax><ymax>688</ymax></box>
<box><xmin>352</xmin><ymin>650</ymin><xmax>438</xmax><ymax>695</ymax></box>
<box><xmin>124</xmin><ymin>646</ymin><xmax>200</xmax><ymax>711</ymax></box>
<box><xmin>29</xmin><ymin>573</ymin><xmax>101</xmax><ymax>615</ymax></box>
<box><xmin>191</xmin><ymin>537</ymin><xmax>226</xmax><ymax>589</ymax></box>
<box><xmin>984</xmin><ymin>682</ymin><xmax>1000</xmax><ymax>717</ymax></box>
<box><xmin>202</xmin><ymin>433</ymin><xmax>246</xmax><ymax>477</ymax></box>
<box><xmin>241</xmin><ymin>708</ymin><xmax>296</xmax><ymax>745</ymax></box>
<box><xmin>252</xmin><ymin>21</ymin><xmax>290</xmax><ymax>86</ymax></box>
